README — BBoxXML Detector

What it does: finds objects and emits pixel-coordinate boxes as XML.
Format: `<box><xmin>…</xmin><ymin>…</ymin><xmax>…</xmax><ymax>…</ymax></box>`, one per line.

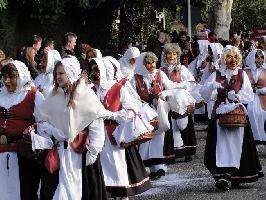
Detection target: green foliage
<box><xmin>0</xmin><ymin>0</ymin><xmax>7</xmax><ymax>10</ymax></box>
<box><xmin>201</xmin><ymin>0</ymin><xmax>266</xmax><ymax>32</ymax></box>
<box><xmin>231</xmin><ymin>0</ymin><xmax>266</xmax><ymax>31</ymax></box>
<box><xmin>117</xmin><ymin>0</ymin><xmax>177</xmax><ymax>48</ymax></box>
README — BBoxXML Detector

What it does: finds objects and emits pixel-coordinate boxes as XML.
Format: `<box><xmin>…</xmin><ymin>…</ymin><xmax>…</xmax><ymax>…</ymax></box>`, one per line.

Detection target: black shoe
<box><xmin>184</xmin><ymin>156</ymin><xmax>192</xmax><ymax>162</ymax></box>
<box><xmin>149</xmin><ymin>172</ymin><xmax>157</xmax><ymax>178</ymax></box>
<box><xmin>215</xmin><ymin>179</ymin><xmax>230</xmax><ymax>191</ymax></box>
<box><xmin>149</xmin><ymin>172</ymin><xmax>160</xmax><ymax>181</ymax></box>
<box><xmin>156</xmin><ymin>169</ymin><xmax>166</xmax><ymax>178</ymax></box>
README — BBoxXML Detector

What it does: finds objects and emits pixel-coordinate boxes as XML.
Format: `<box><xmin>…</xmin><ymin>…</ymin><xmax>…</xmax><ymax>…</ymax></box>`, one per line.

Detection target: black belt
<box><xmin>0</xmin><ymin>135</ymin><xmax>23</xmax><ymax>145</ymax></box>
<box><xmin>104</xmin><ymin>119</ymin><xmax>119</xmax><ymax>125</ymax></box>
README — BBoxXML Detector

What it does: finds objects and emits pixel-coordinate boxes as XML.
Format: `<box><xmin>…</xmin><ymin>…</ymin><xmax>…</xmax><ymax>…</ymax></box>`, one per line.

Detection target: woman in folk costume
<box><xmin>203</xmin><ymin>43</ymin><xmax>224</xmax><ymax>120</ymax></box>
<box><xmin>0</xmin><ymin>61</ymin><xmax>44</xmax><ymax>200</ymax></box>
<box><xmin>200</xmin><ymin>46</ymin><xmax>263</xmax><ymax>190</ymax></box>
<box><xmin>36</xmin><ymin>56</ymin><xmax>108</xmax><ymax>200</ymax></box>
<box><xmin>82</xmin><ymin>48</ymin><xmax>103</xmax><ymax>70</ymax></box>
<box><xmin>34</xmin><ymin>50</ymin><xmax>62</xmax><ymax>98</ymax></box>
<box><xmin>188</xmin><ymin>39</ymin><xmax>210</xmax><ymax>121</ymax></box>
<box><xmin>85</xmin><ymin>58</ymin><xmax>152</xmax><ymax>198</ymax></box>
<box><xmin>245</xmin><ymin>49</ymin><xmax>266</xmax><ymax>145</ymax></box>
<box><xmin>160</xmin><ymin>43</ymin><xmax>197</xmax><ymax>162</ymax></box>
<box><xmin>131</xmin><ymin>52</ymin><xmax>183</xmax><ymax>179</ymax></box>
<box><xmin>119</xmin><ymin>47</ymin><xmax>140</xmax><ymax>80</ymax></box>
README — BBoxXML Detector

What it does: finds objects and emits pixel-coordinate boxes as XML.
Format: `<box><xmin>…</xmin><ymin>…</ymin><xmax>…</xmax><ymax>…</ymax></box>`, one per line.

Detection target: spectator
<box><xmin>59</xmin><ymin>32</ymin><xmax>77</xmax><ymax>57</ymax></box>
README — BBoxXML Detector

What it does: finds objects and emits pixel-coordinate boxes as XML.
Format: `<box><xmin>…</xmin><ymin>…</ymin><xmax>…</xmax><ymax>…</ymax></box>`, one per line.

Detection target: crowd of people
<box><xmin>0</xmin><ymin>28</ymin><xmax>266</xmax><ymax>200</ymax></box>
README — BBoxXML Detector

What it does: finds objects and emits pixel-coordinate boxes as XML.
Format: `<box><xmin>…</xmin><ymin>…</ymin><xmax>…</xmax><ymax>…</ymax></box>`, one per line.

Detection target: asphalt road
<box><xmin>130</xmin><ymin>123</ymin><xmax>266</xmax><ymax>200</ymax></box>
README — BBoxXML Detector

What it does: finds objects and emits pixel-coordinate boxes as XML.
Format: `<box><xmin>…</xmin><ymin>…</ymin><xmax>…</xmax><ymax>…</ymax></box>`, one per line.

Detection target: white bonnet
<box><xmin>61</xmin><ymin>56</ymin><xmax>81</xmax><ymax>84</ymax></box>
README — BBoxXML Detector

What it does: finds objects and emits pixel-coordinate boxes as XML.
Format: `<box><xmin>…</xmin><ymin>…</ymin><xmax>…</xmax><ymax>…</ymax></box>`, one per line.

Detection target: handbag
<box><xmin>17</xmin><ymin>124</ymin><xmax>47</xmax><ymax>162</ymax></box>
<box><xmin>70</xmin><ymin>129</ymin><xmax>90</xmax><ymax>153</ymax></box>
<box><xmin>44</xmin><ymin>143</ymin><xmax>60</xmax><ymax>174</ymax></box>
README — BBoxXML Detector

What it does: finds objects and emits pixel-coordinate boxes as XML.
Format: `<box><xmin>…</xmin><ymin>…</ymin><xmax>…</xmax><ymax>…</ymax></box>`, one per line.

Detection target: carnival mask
<box><xmin>144</xmin><ymin>61</ymin><xmax>156</xmax><ymax>73</ymax></box>
<box><xmin>166</xmin><ymin>51</ymin><xmax>180</xmax><ymax>65</ymax></box>
<box><xmin>224</xmin><ymin>49</ymin><xmax>241</xmax><ymax>70</ymax></box>
<box><xmin>255</xmin><ymin>50</ymin><xmax>264</xmax><ymax>68</ymax></box>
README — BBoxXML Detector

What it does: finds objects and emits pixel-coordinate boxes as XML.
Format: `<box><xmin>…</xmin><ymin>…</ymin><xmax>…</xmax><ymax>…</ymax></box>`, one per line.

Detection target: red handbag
<box><xmin>44</xmin><ymin>144</ymin><xmax>60</xmax><ymax>174</ymax></box>
<box><xmin>70</xmin><ymin>130</ymin><xmax>90</xmax><ymax>153</ymax></box>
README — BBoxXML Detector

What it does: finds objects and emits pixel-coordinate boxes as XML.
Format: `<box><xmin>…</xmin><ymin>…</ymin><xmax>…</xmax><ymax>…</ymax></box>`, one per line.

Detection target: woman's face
<box><xmin>90</xmin><ymin>64</ymin><xmax>100</xmax><ymax>86</ymax></box>
<box><xmin>39</xmin><ymin>54</ymin><xmax>48</xmax><ymax>73</ymax></box>
<box><xmin>255</xmin><ymin>50</ymin><xmax>264</xmax><ymax>68</ymax></box>
<box><xmin>55</xmin><ymin>64</ymin><xmax>69</xmax><ymax>88</ymax></box>
<box><xmin>129</xmin><ymin>58</ymin><xmax>136</xmax><ymax>65</ymax></box>
<box><xmin>144</xmin><ymin>61</ymin><xmax>156</xmax><ymax>73</ymax></box>
<box><xmin>225</xmin><ymin>49</ymin><xmax>241</xmax><ymax>70</ymax></box>
<box><xmin>86</xmin><ymin>51</ymin><xmax>96</xmax><ymax>62</ymax></box>
<box><xmin>166</xmin><ymin>51</ymin><xmax>179</xmax><ymax>65</ymax></box>
<box><xmin>2</xmin><ymin>73</ymin><xmax>17</xmax><ymax>93</ymax></box>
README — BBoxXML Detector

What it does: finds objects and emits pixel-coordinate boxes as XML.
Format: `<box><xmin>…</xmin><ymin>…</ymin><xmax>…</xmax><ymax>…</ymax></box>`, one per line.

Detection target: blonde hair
<box><xmin>143</xmin><ymin>52</ymin><xmax>158</xmax><ymax>64</ymax></box>
<box><xmin>23</xmin><ymin>47</ymin><xmax>36</xmax><ymax>66</ymax></box>
<box><xmin>162</xmin><ymin>43</ymin><xmax>181</xmax><ymax>65</ymax></box>
<box><xmin>52</xmin><ymin>61</ymin><xmax>80</xmax><ymax>109</ymax></box>
<box><xmin>222</xmin><ymin>47</ymin><xmax>242</xmax><ymax>67</ymax></box>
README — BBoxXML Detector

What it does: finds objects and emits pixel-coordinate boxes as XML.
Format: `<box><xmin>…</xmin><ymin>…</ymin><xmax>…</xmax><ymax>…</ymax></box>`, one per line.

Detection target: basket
<box><xmin>120</xmin><ymin>131</ymin><xmax>153</xmax><ymax>148</ymax></box>
<box><xmin>195</xmin><ymin>100</ymin><xmax>207</xmax><ymax>109</ymax></box>
<box><xmin>218</xmin><ymin>106</ymin><xmax>247</xmax><ymax>128</ymax></box>
<box><xmin>170</xmin><ymin>104</ymin><xmax>195</xmax><ymax>119</ymax></box>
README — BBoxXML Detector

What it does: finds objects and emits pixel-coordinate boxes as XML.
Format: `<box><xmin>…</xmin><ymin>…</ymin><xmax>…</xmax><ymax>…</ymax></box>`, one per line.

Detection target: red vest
<box><xmin>211</xmin><ymin>69</ymin><xmax>243</xmax><ymax>118</ymax></box>
<box><xmin>161</xmin><ymin>67</ymin><xmax>181</xmax><ymax>83</ymax></box>
<box><xmin>216</xmin><ymin>69</ymin><xmax>243</xmax><ymax>102</ymax></box>
<box><xmin>134</xmin><ymin>70</ymin><xmax>164</xmax><ymax>104</ymax></box>
<box><xmin>0</xmin><ymin>87</ymin><xmax>37</xmax><ymax>138</ymax></box>
<box><xmin>102</xmin><ymin>79</ymin><xmax>127</xmax><ymax>144</ymax></box>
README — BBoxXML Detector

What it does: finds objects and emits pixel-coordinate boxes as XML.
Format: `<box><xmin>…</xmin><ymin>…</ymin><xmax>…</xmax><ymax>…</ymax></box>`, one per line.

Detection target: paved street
<box><xmin>131</xmin><ymin>123</ymin><xmax>266</xmax><ymax>200</ymax></box>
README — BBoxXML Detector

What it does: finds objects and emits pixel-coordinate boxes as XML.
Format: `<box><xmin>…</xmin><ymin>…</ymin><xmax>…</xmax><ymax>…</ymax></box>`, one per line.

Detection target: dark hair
<box><xmin>44</xmin><ymin>38</ymin><xmax>54</xmax><ymax>47</ymax></box>
<box><xmin>243</xmin><ymin>41</ymin><xmax>252</xmax><ymax>51</ymax></box>
<box><xmin>179</xmin><ymin>31</ymin><xmax>187</xmax><ymax>37</ymax></box>
<box><xmin>1</xmin><ymin>63</ymin><xmax>18</xmax><ymax>79</ymax></box>
<box><xmin>27</xmin><ymin>34</ymin><xmax>42</xmax><ymax>46</ymax></box>
<box><xmin>84</xmin><ymin>59</ymin><xmax>97</xmax><ymax>76</ymax></box>
<box><xmin>62</xmin><ymin>32</ymin><xmax>77</xmax><ymax>46</ymax></box>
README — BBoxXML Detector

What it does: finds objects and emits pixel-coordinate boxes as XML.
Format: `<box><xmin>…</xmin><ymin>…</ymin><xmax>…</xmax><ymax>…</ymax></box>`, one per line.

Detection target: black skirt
<box><xmin>82</xmin><ymin>154</ymin><xmax>108</xmax><ymax>200</ymax></box>
<box><xmin>164</xmin><ymin>115</ymin><xmax>197</xmax><ymax>162</ymax></box>
<box><xmin>204</xmin><ymin>119</ymin><xmax>264</xmax><ymax>184</ymax></box>
<box><xmin>106</xmin><ymin>146</ymin><xmax>152</xmax><ymax>198</ymax></box>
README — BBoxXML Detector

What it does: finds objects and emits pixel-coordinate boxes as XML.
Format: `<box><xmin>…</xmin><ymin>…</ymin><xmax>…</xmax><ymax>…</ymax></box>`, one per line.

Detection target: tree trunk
<box><xmin>213</xmin><ymin>0</ymin><xmax>234</xmax><ymax>40</ymax></box>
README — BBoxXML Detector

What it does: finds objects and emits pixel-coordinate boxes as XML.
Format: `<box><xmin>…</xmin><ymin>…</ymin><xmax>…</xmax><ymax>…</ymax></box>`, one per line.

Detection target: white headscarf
<box><xmin>102</xmin><ymin>57</ymin><xmax>115</xmax><ymax>81</ymax></box>
<box><xmin>0</xmin><ymin>60</ymin><xmax>34</xmax><ymax>109</ymax></box>
<box><xmin>134</xmin><ymin>52</ymin><xmax>150</xmax><ymax>77</ymax></box>
<box><xmin>46</xmin><ymin>50</ymin><xmax>62</xmax><ymax>74</ymax></box>
<box><xmin>245</xmin><ymin>49</ymin><xmax>266</xmax><ymax>70</ymax></box>
<box><xmin>95</xmin><ymin>49</ymin><xmax>103</xmax><ymax>58</ymax></box>
<box><xmin>123</xmin><ymin>47</ymin><xmax>140</xmax><ymax>61</ymax></box>
<box><xmin>61</xmin><ymin>56</ymin><xmax>81</xmax><ymax>84</ymax></box>
<box><xmin>92</xmin><ymin>58</ymin><xmax>108</xmax><ymax>89</ymax></box>
<box><xmin>219</xmin><ymin>45</ymin><xmax>242</xmax><ymax>81</ymax></box>
<box><xmin>103</xmin><ymin>56</ymin><xmax>124</xmax><ymax>80</ymax></box>
<box><xmin>209</xmin><ymin>43</ymin><xmax>223</xmax><ymax>69</ymax></box>
<box><xmin>119</xmin><ymin>47</ymin><xmax>140</xmax><ymax>79</ymax></box>
<box><xmin>12</xmin><ymin>60</ymin><xmax>33</xmax><ymax>92</ymax></box>
<box><xmin>196</xmin><ymin>40</ymin><xmax>210</xmax><ymax>69</ymax></box>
